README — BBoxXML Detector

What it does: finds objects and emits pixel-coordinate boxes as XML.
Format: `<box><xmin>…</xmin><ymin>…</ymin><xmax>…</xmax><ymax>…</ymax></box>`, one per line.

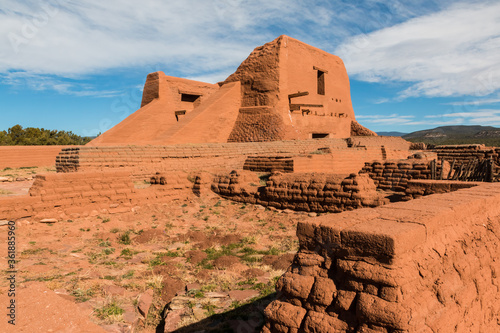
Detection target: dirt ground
<box><xmin>0</xmin><ymin>167</ymin><xmax>306</xmax><ymax>332</ymax></box>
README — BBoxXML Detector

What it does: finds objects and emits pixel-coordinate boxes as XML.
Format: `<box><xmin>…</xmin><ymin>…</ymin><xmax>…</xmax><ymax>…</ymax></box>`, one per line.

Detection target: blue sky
<box><xmin>1</xmin><ymin>0</ymin><xmax>500</xmax><ymax>136</ymax></box>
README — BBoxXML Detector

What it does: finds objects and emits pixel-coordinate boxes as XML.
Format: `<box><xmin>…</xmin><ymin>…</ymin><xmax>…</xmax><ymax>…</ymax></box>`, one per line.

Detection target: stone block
<box><xmin>341</xmin><ymin>219</ymin><xmax>426</xmax><ymax>258</ymax></box>
<box><xmin>308</xmin><ymin>276</ymin><xmax>336</xmax><ymax>306</ymax></box>
<box><xmin>264</xmin><ymin>300</ymin><xmax>307</xmax><ymax>329</ymax></box>
<box><xmin>276</xmin><ymin>272</ymin><xmax>315</xmax><ymax>299</ymax></box>
<box><xmin>302</xmin><ymin>310</ymin><xmax>349</xmax><ymax>333</ymax></box>
<box><xmin>356</xmin><ymin>293</ymin><xmax>409</xmax><ymax>330</ymax></box>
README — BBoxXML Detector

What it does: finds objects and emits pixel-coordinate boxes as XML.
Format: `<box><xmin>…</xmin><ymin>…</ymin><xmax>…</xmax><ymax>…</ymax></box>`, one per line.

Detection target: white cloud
<box><xmin>2</xmin><ymin>1</ymin><xmax>297</xmax><ymax>80</ymax></box>
<box><xmin>0</xmin><ymin>0</ymin><xmax>467</xmax><ymax>98</ymax></box>
<box><xmin>356</xmin><ymin>113</ymin><xmax>415</xmax><ymax>124</ymax></box>
<box><xmin>1</xmin><ymin>71</ymin><xmax>121</xmax><ymax>97</ymax></box>
<box><xmin>336</xmin><ymin>1</ymin><xmax>500</xmax><ymax>99</ymax></box>
<box><xmin>444</xmin><ymin>97</ymin><xmax>500</xmax><ymax>106</ymax></box>
<box><xmin>425</xmin><ymin>108</ymin><xmax>500</xmax><ymax>126</ymax></box>
<box><xmin>360</xmin><ymin>108</ymin><xmax>500</xmax><ymax>128</ymax></box>
<box><xmin>0</xmin><ymin>1</ymin><xmax>455</xmax><ymax>77</ymax></box>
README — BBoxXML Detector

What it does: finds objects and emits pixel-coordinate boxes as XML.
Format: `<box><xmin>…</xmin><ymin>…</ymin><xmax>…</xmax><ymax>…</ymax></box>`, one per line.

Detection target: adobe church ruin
<box><xmin>1</xmin><ymin>36</ymin><xmax>499</xmax><ymax>332</ymax></box>
<box><xmin>89</xmin><ymin>35</ymin><xmax>373</xmax><ymax>146</ymax></box>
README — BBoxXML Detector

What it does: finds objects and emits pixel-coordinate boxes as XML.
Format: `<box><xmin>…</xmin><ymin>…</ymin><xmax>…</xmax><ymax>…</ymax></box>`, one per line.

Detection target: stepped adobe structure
<box><xmin>2</xmin><ymin>36</ymin><xmax>500</xmax><ymax>333</ymax></box>
<box><xmin>89</xmin><ymin>35</ymin><xmax>373</xmax><ymax>146</ymax></box>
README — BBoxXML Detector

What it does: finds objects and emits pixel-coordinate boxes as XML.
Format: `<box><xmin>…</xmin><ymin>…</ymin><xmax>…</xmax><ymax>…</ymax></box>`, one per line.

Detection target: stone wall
<box><xmin>431</xmin><ymin>144</ymin><xmax>500</xmax><ymax>165</ymax></box>
<box><xmin>212</xmin><ymin>171</ymin><xmax>388</xmax><ymax>213</ymax></box>
<box><xmin>403</xmin><ymin>179</ymin><xmax>480</xmax><ymax>200</ymax></box>
<box><xmin>0</xmin><ymin>170</ymin><xmax>192</xmax><ymax>220</ymax></box>
<box><xmin>262</xmin><ymin>183</ymin><xmax>500</xmax><ymax>332</ymax></box>
<box><xmin>359</xmin><ymin>158</ymin><xmax>446</xmax><ymax>192</ymax></box>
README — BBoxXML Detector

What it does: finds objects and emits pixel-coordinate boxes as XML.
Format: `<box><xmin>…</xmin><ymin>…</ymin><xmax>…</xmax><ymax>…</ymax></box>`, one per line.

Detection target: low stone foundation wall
<box><xmin>404</xmin><ymin>179</ymin><xmax>480</xmax><ymax>200</ymax></box>
<box><xmin>212</xmin><ymin>171</ymin><xmax>388</xmax><ymax>213</ymax></box>
<box><xmin>262</xmin><ymin>183</ymin><xmax>500</xmax><ymax>332</ymax></box>
<box><xmin>0</xmin><ymin>170</ymin><xmax>192</xmax><ymax>220</ymax></box>
<box><xmin>359</xmin><ymin>158</ymin><xmax>447</xmax><ymax>192</ymax></box>
<box><xmin>431</xmin><ymin>144</ymin><xmax>500</xmax><ymax>165</ymax></box>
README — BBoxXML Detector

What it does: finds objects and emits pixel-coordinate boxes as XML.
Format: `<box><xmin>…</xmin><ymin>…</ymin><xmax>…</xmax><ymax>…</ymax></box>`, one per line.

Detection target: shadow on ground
<box><xmin>157</xmin><ymin>293</ymin><xmax>276</xmax><ymax>333</ymax></box>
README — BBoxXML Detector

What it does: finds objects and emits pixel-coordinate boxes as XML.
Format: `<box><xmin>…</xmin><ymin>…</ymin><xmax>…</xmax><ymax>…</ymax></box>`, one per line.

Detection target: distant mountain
<box><xmin>402</xmin><ymin>125</ymin><xmax>500</xmax><ymax>146</ymax></box>
<box><xmin>377</xmin><ymin>131</ymin><xmax>408</xmax><ymax>137</ymax></box>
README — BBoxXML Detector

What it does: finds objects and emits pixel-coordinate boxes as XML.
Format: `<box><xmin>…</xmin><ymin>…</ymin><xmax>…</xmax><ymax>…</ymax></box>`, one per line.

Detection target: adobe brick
<box><xmin>99</xmin><ymin>189</ymin><xmax>117</xmax><ymax>197</ymax></box>
<box><xmin>81</xmin><ymin>190</ymin><xmax>100</xmax><ymax>198</ymax></box>
<box><xmin>41</xmin><ymin>194</ymin><xmax>64</xmax><ymax>202</ymax></box>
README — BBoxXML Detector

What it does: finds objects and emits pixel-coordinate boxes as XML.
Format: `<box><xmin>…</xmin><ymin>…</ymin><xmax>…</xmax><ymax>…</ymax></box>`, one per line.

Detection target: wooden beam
<box><xmin>313</xmin><ymin>66</ymin><xmax>328</xmax><ymax>74</ymax></box>
<box><xmin>288</xmin><ymin>91</ymin><xmax>309</xmax><ymax>99</ymax></box>
<box><xmin>289</xmin><ymin>103</ymin><xmax>323</xmax><ymax>109</ymax></box>
<box><xmin>178</xmin><ymin>90</ymin><xmax>202</xmax><ymax>96</ymax></box>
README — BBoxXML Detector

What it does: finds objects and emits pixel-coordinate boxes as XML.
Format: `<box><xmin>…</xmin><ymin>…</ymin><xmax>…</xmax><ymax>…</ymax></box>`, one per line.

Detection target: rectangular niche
<box><xmin>312</xmin><ymin>133</ymin><xmax>329</xmax><ymax>139</ymax></box>
<box><xmin>179</xmin><ymin>91</ymin><xmax>202</xmax><ymax>112</ymax></box>
<box><xmin>181</xmin><ymin>93</ymin><xmax>200</xmax><ymax>103</ymax></box>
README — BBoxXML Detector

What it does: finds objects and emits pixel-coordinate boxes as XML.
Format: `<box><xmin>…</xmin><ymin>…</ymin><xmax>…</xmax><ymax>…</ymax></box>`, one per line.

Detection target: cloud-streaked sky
<box><xmin>1</xmin><ymin>0</ymin><xmax>500</xmax><ymax>136</ymax></box>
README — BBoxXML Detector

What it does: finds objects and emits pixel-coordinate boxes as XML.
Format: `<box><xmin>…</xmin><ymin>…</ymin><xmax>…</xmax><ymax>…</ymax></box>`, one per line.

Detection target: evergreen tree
<box><xmin>0</xmin><ymin>125</ymin><xmax>94</xmax><ymax>145</ymax></box>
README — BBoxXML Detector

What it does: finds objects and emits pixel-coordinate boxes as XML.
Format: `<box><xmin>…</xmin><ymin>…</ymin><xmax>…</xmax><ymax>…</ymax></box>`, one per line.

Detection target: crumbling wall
<box><xmin>360</xmin><ymin>159</ymin><xmax>447</xmax><ymax>192</ymax></box>
<box><xmin>262</xmin><ymin>183</ymin><xmax>500</xmax><ymax>332</ymax></box>
<box><xmin>0</xmin><ymin>170</ymin><xmax>191</xmax><ymax>220</ymax></box>
<box><xmin>403</xmin><ymin>179</ymin><xmax>479</xmax><ymax>200</ymax></box>
<box><xmin>350</xmin><ymin>120</ymin><xmax>377</xmax><ymax>136</ymax></box>
<box><xmin>227</xmin><ymin>106</ymin><xmax>286</xmax><ymax>142</ymax></box>
<box><xmin>212</xmin><ymin>171</ymin><xmax>387</xmax><ymax>213</ymax></box>
<box><xmin>140</xmin><ymin>71</ymin><xmax>162</xmax><ymax>107</ymax></box>
<box><xmin>431</xmin><ymin>144</ymin><xmax>500</xmax><ymax>164</ymax></box>
<box><xmin>223</xmin><ymin>38</ymin><xmax>281</xmax><ymax>107</ymax></box>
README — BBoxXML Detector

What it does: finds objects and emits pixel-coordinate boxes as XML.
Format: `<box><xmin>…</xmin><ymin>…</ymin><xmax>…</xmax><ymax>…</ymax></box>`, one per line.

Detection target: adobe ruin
<box><xmin>1</xmin><ymin>36</ymin><xmax>499</xmax><ymax>332</ymax></box>
<box><xmin>89</xmin><ymin>35</ymin><xmax>374</xmax><ymax>146</ymax></box>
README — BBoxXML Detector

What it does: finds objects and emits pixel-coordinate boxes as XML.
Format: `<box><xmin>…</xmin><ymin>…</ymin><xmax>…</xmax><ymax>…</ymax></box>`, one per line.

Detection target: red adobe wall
<box><xmin>55</xmin><ymin>139</ymin><xmax>351</xmax><ymax>175</ymax></box>
<box><xmin>431</xmin><ymin>144</ymin><xmax>500</xmax><ymax>165</ymax></box>
<box><xmin>57</xmin><ymin>137</ymin><xmax>412</xmax><ymax>181</ymax></box>
<box><xmin>242</xmin><ymin>137</ymin><xmax>411</xmax><ymax>175</ymax></box>
<box><xmin>228</xmin><ymin>106</ymin><xmax>287</xmax><ymax>142</ymax></box>
<box><xmin>88</xmin><ymin>73</ymin><xmax>219</xmax><ymax>146</ymax></box>
<box><xmin>360</xmin><ymin>159</ymin><xmax>443</xmax><ymax>192</ymax></box>
<box><xmin>0</xmin><ymin>145</ymin><xmax>76</xmax><ymax>169</ymax></box>
<box><xmin>156</xmin><ymin>81</ymin><xmax>242</xmax><ymax>144</ymax></box>
<box><xmin>212</xmin><ymin>171</ymin><xmax>388</xmax><ymax>213</ymax></box>
<box><xmin>0</xmin><ymin>170</ymin><xmax>192</xmax><ymax>220</ymax></box>
<box><xmin>262</xmin><ymin>183</ymin><xmax>500</xmax><ymax>332</ymax></box>
<box><xmin>404</xmin><ymin>179</ymin><xmax>480</xmax><ymax>200</ymax></box>
<box><xmin>279</xmin><ymin>36</ymin><xmax>354</xmax><ymax>139</ymax></box>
